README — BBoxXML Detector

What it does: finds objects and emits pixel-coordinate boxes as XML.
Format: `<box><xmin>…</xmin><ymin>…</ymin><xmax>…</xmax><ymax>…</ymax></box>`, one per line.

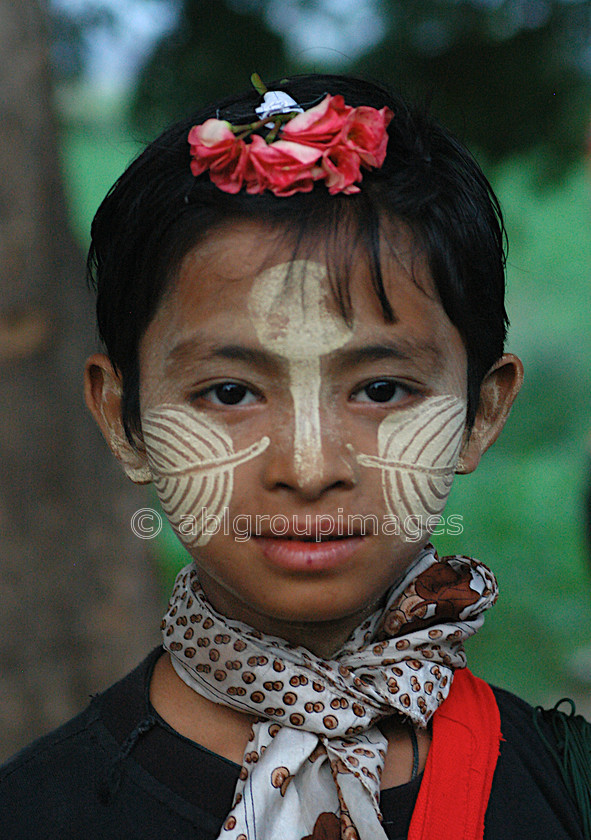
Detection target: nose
<box><xmin>261</xmin><ymin>411</ymin><xmax>359</xmax><ymax>500</ymax></box>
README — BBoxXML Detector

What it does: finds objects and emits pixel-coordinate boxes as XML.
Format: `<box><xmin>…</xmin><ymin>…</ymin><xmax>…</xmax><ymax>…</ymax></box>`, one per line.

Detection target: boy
<box><xmin>0</xmin><ymin>73</ymin><xmax>585</xmax><ymax>839</ymax></box>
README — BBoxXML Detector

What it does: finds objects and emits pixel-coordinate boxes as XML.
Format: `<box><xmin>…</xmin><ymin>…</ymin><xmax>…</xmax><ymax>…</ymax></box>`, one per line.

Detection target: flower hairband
<box><xmin>188</xmin><ymin>74</ymin><xmax>393</xmax><ymax>197</ymax></box>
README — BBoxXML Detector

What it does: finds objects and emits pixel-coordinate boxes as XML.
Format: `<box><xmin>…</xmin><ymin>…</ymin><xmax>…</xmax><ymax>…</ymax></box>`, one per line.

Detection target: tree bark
<box><xmin>0</xmin><ymin>0</ymin><xmax>161</xmax><ymax>762</ymax></box>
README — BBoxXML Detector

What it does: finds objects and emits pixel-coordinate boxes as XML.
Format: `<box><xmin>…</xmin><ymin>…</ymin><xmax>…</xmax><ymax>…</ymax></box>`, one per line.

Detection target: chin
<box><xmin>243</xmin><ymin>579</ymin><xmax>382</xmax><ymax>629</ymax></box>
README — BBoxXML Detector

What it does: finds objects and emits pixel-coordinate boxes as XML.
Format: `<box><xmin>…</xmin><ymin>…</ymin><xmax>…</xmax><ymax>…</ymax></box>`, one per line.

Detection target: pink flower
<box><xmin>321</xmin><ymin>146</ymin><xmax>362</xmax><ymax>195</ymax></box>
<box><xmin>281</xmin><ymin>94</ymin><xmax>352</xmax><ymax>147</ymax></box>
<box><xmin>340</xmin><ymin>105</ymin><xmax>394</xmax><ymax>168</ymax></box>
<box><xmin>188</xmin><ymin>119</ymin><xmax>248</xmax><ymax>193</ymax></box>
<box><xmin>245</xmin><ymin>135</ymin><xmax>323</xmax><ymax>196</ymax></box>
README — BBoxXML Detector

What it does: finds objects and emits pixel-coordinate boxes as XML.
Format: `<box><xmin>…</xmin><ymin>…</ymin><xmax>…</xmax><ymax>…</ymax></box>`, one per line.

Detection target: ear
<box><xmin>456</xmin><ymin>353</ymin><xmax>524</xmax><ymax>474</ymax></box>
<box><xmin>83</xmin><ymin>353</ymin><xmax>153</xmax><ymax>484</ymax></box>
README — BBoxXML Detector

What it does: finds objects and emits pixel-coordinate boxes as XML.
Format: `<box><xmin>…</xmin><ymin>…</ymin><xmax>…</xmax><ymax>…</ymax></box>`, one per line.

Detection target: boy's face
<box><xmin>86</xmin><ymin>219</ymin><xmax>522</xmax><ymax>651</ymax></box>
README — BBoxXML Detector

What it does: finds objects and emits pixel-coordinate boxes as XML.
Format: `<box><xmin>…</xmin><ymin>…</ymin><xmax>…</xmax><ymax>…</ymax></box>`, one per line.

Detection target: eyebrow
<box><xmin>165</xmin><ymin>339</ymin><xmax>282</xmax><ymax>373</ymax></box>
<box><xmin>333</xmin><ymin>340</ymin><xmax>443</xmax><ymax>371</ymax></box>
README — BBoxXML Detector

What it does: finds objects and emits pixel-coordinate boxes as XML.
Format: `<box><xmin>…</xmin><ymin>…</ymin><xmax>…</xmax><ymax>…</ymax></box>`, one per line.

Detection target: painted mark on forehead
<box><xmin>248</xmin><ymin>260</ymin><xmax>352</xmax><ymax>484</ymax></box>
<box><xmin>143</xmin><ymin>404</ymin><xmax>269</xmax><ymax>546</ymax></box>
<box><xmin>357</xmin><ymin>395</ymin><xmax>466</xmax><ymax>537</ymax></box>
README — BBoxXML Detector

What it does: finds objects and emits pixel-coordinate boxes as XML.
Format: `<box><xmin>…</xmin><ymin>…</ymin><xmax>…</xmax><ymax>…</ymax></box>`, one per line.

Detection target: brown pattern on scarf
<box><xmin>379</xmin><ymin>557</ymin><xmax>493</xmax><ymax>638</ymax></box>
<box><xmin>302</xmin><ymin>812</ymin><xmax>341</xmax><ymax>840</ymax></box>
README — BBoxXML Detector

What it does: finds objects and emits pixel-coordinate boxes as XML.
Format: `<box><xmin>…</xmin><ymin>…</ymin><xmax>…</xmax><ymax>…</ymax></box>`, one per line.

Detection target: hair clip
<box><xmin>255</xmin><ymin>91</ymin><xmax>304</xmax><ymax>126</ymax></box>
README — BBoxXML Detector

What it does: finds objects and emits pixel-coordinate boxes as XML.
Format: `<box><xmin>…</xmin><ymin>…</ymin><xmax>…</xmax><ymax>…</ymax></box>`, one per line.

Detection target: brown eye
<box><xmin>211</xmin><ymin>383</ymin><xmax>250</xmax><ymax>405</ymax></box>
<box><xmin>364</xmin><ymin>380</ymin><xmax>398</xmax><ymax>402</ymax></box>
<box><xmin>352</xmin><ymin>379</ymin><xmax>412</xmax><ymax>405</ymax></box>
<box><xmin>192</xmin><ymin>381</ymin><xmax>259</xmax><ymax>407</ymax></box>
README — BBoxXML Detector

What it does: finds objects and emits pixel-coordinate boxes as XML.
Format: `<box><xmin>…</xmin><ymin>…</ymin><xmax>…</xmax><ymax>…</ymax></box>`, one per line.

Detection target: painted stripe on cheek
<box><xmin>357</xmin><ymin>395</ymin><xmax>466</xmax><ymax>526</ymax></box>
<box><xmin>142</xmin><ymin>404</ymin><xmax>269</xmax><ymax>546</ymax></box>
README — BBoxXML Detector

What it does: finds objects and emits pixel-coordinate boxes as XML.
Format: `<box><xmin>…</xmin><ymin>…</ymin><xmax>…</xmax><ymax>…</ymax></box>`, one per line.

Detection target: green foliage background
<box><xmin>56</xmin><ymin>0</ymin><xmax>591</xmax><ymax>707</ymax></box>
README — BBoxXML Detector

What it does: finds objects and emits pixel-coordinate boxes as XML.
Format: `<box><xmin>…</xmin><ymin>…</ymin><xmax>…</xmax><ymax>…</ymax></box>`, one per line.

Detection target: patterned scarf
<box><xmin>162</xmin><ymin>544</ymin><xmax>498</xmax><ymax>840</ymax></box>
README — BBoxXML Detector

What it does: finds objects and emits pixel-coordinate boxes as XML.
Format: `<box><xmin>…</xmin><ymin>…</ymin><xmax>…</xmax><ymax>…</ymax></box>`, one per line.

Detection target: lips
<box><xmin>255</xmin><ymin>534</ymin><xmax>365</xmax><ymax>572</ymax></box>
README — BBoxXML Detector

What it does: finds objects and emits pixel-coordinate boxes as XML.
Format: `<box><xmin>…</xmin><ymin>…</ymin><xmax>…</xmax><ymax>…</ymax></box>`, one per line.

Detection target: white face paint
<box><xmin>248</xmin><ymin>261</ymin><xmax>352</xmax><ymax>484</ymax></box>
<box><xmin>100</xmin><ymin>379</ymin><xmax>153</xmax><ymax>484</ymax></box>
<box><xmin>142</xmin><ymin>404</ymin><xmax>269</xmax><ymax>546</ymax></box>
<box><xmin>357</xmin><ymin>394</ymin><xmax>466</xmax><ymax>537</ymax></box>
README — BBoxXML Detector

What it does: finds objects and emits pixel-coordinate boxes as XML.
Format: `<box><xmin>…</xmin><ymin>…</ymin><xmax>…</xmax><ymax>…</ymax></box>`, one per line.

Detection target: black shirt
<box><xmin>0</xmin><ymin>648</ymin><xmax>584</xmax><ymax>839</ymax></box>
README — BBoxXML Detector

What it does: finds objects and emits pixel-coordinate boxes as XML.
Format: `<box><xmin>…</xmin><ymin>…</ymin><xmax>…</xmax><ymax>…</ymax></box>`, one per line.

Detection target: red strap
<box><xmin>407</xmin><ymin>668</ymin><xmax>501</xmax><ymax>840</ymax></box>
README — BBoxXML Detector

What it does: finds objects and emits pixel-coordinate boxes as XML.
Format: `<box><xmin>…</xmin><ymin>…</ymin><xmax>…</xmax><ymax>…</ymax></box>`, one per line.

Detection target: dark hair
<box><xmin>87</xmin><ymin>73</ymin><xmax>508</xmax><ymax>442</ymax></box>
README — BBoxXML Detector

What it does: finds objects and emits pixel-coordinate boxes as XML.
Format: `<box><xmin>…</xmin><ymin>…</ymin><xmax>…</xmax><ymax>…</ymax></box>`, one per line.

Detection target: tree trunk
<box><xmin>0</xmin><ymin>0</ymin><xmax>161</xmax><ymax>762</ymax></box>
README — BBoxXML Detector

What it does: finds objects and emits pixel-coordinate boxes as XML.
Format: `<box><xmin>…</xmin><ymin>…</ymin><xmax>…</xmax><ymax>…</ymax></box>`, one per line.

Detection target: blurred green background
<box><xmin>54</xmin><ymin>0</ymin><xmax>591</xmax><ymax>707</ymax></box>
